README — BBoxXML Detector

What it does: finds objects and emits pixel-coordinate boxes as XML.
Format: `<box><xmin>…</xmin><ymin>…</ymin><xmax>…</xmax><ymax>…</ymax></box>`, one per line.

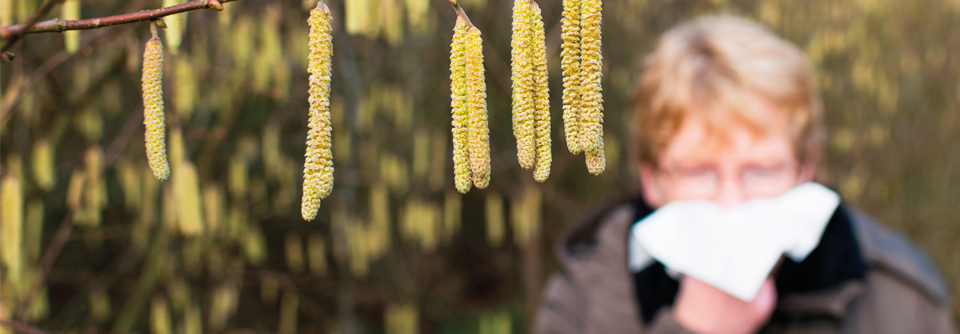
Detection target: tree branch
<box><xmin>0</xmin><ymin>0</ymin><xmax>237</xmax><ymax>41</ymax></box>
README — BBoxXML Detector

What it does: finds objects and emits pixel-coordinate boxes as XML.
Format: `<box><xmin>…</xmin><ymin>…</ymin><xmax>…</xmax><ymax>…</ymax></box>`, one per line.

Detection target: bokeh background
<box><xmin>0</xmin><ymin>0</ymin><xmax>958</xmax><ymax>332</ymax></box>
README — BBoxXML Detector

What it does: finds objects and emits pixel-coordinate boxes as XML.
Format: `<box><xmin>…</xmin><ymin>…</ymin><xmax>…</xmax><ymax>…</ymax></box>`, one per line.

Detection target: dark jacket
<box><xmin>534</xmin><ymin>195</ymin><xmax>956</xmax><ymax>334</ymax></box>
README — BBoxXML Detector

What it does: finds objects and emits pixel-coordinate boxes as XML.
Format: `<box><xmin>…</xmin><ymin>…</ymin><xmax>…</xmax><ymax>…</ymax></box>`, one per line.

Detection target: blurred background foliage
<box><xmin>0</xmin><ymin>0</ymin><xmax>959</xmax><ymax>332</ymax></box>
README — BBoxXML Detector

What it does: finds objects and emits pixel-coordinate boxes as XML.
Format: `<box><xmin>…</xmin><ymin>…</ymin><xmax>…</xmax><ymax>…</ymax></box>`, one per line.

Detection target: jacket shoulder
<box><xmin>846</xmin><ymin>208</ymin><xmax>950</xmax><ymax>305</ymax></box>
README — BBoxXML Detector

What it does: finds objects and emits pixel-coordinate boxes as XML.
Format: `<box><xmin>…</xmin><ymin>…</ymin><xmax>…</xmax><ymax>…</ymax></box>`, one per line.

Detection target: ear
<box><xmin>638</xmin><ymin>163</ymin><xmax>666</xmax><ymax>208</ymax></box>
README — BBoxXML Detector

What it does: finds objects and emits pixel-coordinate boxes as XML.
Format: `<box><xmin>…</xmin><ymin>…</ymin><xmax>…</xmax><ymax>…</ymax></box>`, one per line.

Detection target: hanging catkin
<box><xmin>530</xmin><ymin>2</ymin><xmax>551</xmax><ymax>182</ymax></box>
<box><xmin>450</xmin><ymin>17</ymin><xmax>471</xmax><ymax>194</ymax></box>
<box><xmin>301</xmin><ymin>2</ymin><xmax>335</xmax><ymax>221</ymax></box>
<box><xmin>561</xmin><ymin>0</ymin><xmax>582</xmax><ymax>154</ymax></box>
<box><xmin>578</xmin><ymin>0</ymin><xmax>603</xmax><ymax>153</ymax></box>
<box><xmin>511</xmin><ymin>0</ymin><xmax>535</xmax><ymax>170</ymax></box>
<box><xmin>142</xmin><ymin>23</ymin><xmax>170</xmax><ymax>181</ymax></box>
<box><xmin>586</xmin><ymin>128</ymin><xmax>605</xmax><ymax>175</ymax></box>
<box><xmin>465</xmin><ymin>27</ymin><xmax>490</xmax><ymax>189</ymax></box>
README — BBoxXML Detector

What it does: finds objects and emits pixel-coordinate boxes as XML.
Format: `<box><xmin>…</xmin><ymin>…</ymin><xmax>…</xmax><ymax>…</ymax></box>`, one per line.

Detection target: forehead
<box><xmin>660</xmin><ymin>107</ymin><xmax>796</xmax><ymax>168</ymax></box>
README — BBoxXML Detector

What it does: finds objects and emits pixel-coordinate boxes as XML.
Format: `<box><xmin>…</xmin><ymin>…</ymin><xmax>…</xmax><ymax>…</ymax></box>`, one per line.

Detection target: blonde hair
<box><xmin>632</xmin><ymin>16</ymin><xmax>823</xmax><ymax>167</ymax></box>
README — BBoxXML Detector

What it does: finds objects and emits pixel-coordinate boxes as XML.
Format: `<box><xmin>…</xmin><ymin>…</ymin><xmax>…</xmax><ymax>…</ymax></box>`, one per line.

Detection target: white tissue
<box><xmin>629</xmin><ymin>182</ymin><xmax>841</xmax><ymax>301</ymax></box>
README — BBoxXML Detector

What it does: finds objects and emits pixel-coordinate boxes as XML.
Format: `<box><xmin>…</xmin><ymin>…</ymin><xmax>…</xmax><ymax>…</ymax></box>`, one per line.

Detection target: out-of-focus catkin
<box><xmin>561</xmin><ymin>0</ymin><xmax>582</xmax><ymax>154</ymax></box>
<box><xmin>530</xmin><ymin>2</ymin><xmax>551</xmax><ymax>183</ymax></box>
<box><xmin>162</xmin><ymin>0</ymin><xmax>187</xmax><ymax>54</ymax></box>
<box><xmin>511</xmin><ymin>0</ymin><xmax>535</xmax><ymax>170</ymax></box>
<box><xmin>450</xmin><ymin>17</ymin><xmax>471</xmax><ymax>194</ymax></box>
<box><xmin>1</xmin><ymin>174</ymin><xmax>23</xmax><ymax>284</ymax></box>
<box><xmin>578</xmin><ymin>0</ymin><xmax>603</xmax><ymax>153</ymax></box>
<box><xmin>32</xmin><ymin>138</ymin><xmax>55</xmax><ymax>191</ymax></box>
<box><xmin>142</xmin><ymin>24</ymin><xmax>170</xmax><ymax>181</ymax></box>
<box><xmin>465</xmin><ymin>27</ymin><xmax>490</xmax><ymax>189</ymax></box>
<box><xmin>301</xmin><ymin>2</ymin><xmax>335</xmax><ymax>221</ymax></box>
<box><xmin>62</xmin><ymin>0</ymin><xmax>80</xmax><ymax>54</ymax></box>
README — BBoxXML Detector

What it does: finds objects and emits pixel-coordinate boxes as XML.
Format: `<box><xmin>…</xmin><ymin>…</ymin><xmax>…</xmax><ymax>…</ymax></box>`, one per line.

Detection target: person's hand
<box><xmin>672</xmin><ymin>276</ymin><xmax>777</xmax><ymax>334</ymax></box>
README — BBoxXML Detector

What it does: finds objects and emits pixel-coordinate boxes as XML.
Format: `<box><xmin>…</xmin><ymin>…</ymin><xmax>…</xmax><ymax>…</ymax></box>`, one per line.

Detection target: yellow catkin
<box><xmin>1</xmin><ymin>0</ymin><xmax>11</xmax><ymax>27</ymax></box>
<box><xmin>301</xmin><ymin>2</ymin><xmax>335</xmax><ymax>221</ymax></box>
<box><xmin>578</xmin><ymin>0</ymin><xmax>603</xmax><ymax>153</ymax></box>
<box><xmin>511</xmin><ymin>0</ymin><xmax>536</xmax><ymax>170</ymax></box>
<box><xmin>530</xmin><ymin>2</ymin><xmax>552</xmax><ymax>183</ymax></box>
<box><xmin>369</xmin><ymin>183</ymin><xmax>390</xmax><ymax>252</ymax></box>
<box><xmin>32</xmin><ymin>138</ymin><xmax>55</xmax><ymax>191</ymax></box>
<box><xmin>66</xmin><ymin>170</ymin><xmax>85</xmax><ymax>211</ymax></box>
<box><xmin>142</xmin><ymin>25</ymin><xmax>171</xmax><ymax>181</ymax></box>
<box><xmin>62</xmin><ymin>0</ymin><xmax>80</xmax><ymax>54</ymax></box>
<box><xmin>586</xmin><ymin>127</ymin><xmax>605</xmax><ymax>175</ymax></box>
<box><xmin>78</xmin><ymin>147</ymin><xmax>104</xmax><ymax>227</ymax></box>
<box><xmin>203</xmin><ymin>184</ymin><xmax>223</xmax><ymax>233</ymax></box>
<box><xmin>150</xmin><ymin>296</ymin><xmax>172</xmax><ymax>334</ymax></box>
<box><xmin>465</xmin><ymin>27</ymin><xmax>491</xmax><ymax>189</ymax></box>
<box><xmin>450</xmin><ymin>17</ymin><xmax>472</xmax><ymax>194</ymax></box>
<box><xmin>1</xmin><ymin>175</ymin><xmax>23</xmax><ymax>284</ymax></box>
<box><xmin>243</xmin><ymin>227</ymin><xmax>267</xmax><ymax>265</ymax></box>
<box><xmin>174</xmin><ymin>161</ymin><xmax>205</xmax><ymax>235</ymax></box>
<box><xmin>561</xmin><ymin>0</ymin><xmax>582</xmax><ymax>154</ymax></box>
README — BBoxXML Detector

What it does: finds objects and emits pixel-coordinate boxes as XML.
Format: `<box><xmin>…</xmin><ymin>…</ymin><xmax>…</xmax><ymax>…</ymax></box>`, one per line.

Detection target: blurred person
<box><xmin>534</xmin><ymin>16</ymin><xmax>955</xmax><ymax>334</ymax></box>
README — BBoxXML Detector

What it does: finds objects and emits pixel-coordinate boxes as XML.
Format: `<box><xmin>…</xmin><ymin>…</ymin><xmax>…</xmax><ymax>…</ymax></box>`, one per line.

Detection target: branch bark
<box><xmin>0</xmin><ymin>0</ymin><xmax>239</xmax><ymax>40</ymax></box>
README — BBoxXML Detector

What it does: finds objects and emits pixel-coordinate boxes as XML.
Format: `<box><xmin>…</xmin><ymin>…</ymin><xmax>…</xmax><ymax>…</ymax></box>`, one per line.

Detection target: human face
<box><xmin>638</xmin><ymin>102</ymin><xmax>817</xmax><ymax>209</ymax></box>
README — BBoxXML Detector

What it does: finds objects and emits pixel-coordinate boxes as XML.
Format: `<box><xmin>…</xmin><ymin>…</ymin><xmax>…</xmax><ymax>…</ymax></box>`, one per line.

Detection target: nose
<box><xmin>714</xmin><ymin>173</ymin><xmax>747</xmax><ymax>209</ymax></box>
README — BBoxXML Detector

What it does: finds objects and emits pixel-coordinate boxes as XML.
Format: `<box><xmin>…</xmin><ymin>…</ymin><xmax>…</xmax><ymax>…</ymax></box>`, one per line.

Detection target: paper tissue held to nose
<box><xmin>628</xmin><ymin>182</ymin><xmax>841</xmax><ymax>301</ymax></box>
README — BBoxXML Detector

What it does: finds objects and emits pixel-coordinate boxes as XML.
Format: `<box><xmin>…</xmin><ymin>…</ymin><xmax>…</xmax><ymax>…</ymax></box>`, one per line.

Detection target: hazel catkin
<box><xmin>465</xmin><ymin>27</ymin><xmax>490</xmax><ymax>189</ymax></box>
<box><xmin>530</xmin><ymin>2</ymin><xmax>551</xmax><ymax>183</ymax></box>
<box><xmin>578</xmin><ymin>0</ymin><xmax>603</xmax><ymax>153</ymax></box>
<box><xmin>586</xmin><ymin>127</ymin><xmax>605</xmax><ymax>175</ymax></box>
<box><xmin>301</xmin><ymin>2</ymin><xmax>335</xmax><ymax>221</ymax></box>
<box><xmin>450</xmin><ymin>17</ymin><xmax>472</xmax><ymax>194</ymax></box>
<box><xmin>511</xmin><ymin>0</ymin><xmax>535</xmax><ymax>170</ymax></box>
<box><xmin>142</xmin><ymin>24</ymin><xmax>170</xmax><ymax>182</ymax></box>
<box><xmin>561</xmin><ymin>0</ymin><xmax>582</xmax><ymax>155</ymax></box>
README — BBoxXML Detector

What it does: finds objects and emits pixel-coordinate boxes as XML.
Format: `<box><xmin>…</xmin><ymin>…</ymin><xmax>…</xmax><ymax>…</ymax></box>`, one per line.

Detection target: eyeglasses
<box><xmin>656</xmin><ymin>163</ymin><xmax>800</xmax><ymax>199</ymax></box>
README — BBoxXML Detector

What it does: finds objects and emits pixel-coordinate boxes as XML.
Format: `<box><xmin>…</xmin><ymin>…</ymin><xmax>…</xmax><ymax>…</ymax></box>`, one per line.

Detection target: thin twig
<box><xmin>0</xmin><ymin>0</ymin><xmax>241</xmax><ymax>40</ymax></box>
<box><xmin>0</xmin><ymin>0</ymin><xmax>62</xmax><ymax>61</ymax></box>
<box><xmin>448</xmin><ymin>0</ymin><xmax>475</xmax><ymax>28</ymax></box>
<box><xmin>16</xmin><ymin>213</ymin><xmax>75</xmax><ymax>322</ymax></box>
<box><xmin>0</xmin><ymin>319</ymin><xmax>53</xmax><ymax>334</ymax></box>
